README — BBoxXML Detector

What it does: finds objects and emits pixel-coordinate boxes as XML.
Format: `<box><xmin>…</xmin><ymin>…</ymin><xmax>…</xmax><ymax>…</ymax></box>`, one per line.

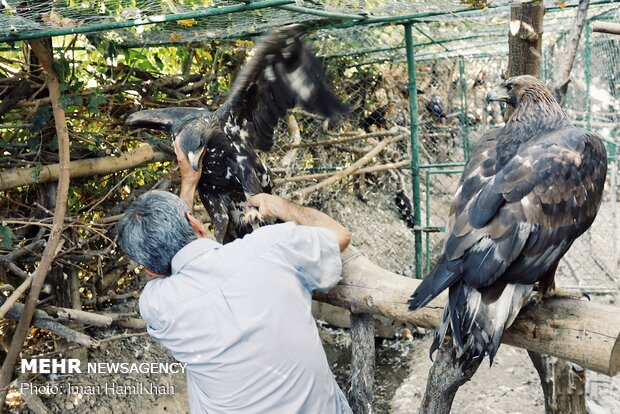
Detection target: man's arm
<box><xmin>247</xmin><ymin>193</ymin><xmax>352</xmax><ymax>251</ymax></box>
<box><xmin>174</xmin><ymin>139</ymin><xmax>202</xmax><ymax>210</ymax></box>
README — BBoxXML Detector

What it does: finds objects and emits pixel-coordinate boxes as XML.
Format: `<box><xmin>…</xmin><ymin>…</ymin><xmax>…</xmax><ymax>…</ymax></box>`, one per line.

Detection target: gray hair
<box><xmin>117</xmin><ymin>190</ymin><xmax>197</xmax><ymax>275</ymax></box>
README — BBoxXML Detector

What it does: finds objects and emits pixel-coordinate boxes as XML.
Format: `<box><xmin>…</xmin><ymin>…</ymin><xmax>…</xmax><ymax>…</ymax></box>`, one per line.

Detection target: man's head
<box><xmin>118</xmin><ymin>190</ymin><xmax>204</xmax><ymax>276</ymax></box>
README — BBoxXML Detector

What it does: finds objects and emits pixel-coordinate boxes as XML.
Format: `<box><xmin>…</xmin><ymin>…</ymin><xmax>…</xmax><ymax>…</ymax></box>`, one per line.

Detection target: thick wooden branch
<box><xmin>418</xmin><ymin>343</ymin><xmax>482</xmax><ymax>414</ymax></box>
<box><xmin>293</xmin><ymin>136</ymin><xmax>400</xmax><ymax>200</ymax></box>
<box><xmin>313</xmin><ymin>247</ymin><xmax>620</xmax><ymax>377</ymax></box>
<box><xmin>273</xmin><ymin>160</ymin><xmax>410</xmax><ymax>185</ymax></box>
<box><xmin>0</xmin><ymin>144</ymin><xmax>173</xmax><ymax>191</ymax></box>
<box><xmin>0</xmin><ymin>39</ymin><xmax>71</xmax><ymax>404</ymax></box>
<box><xmin>552</xmin><ymin>0</ymin><xmax>590</xmax><ymax>104</ymax></box>
<box><xmin>1</xmin><ymin>299</ymin><xmax>99</xmax><ymax>348</ymax></box>
<box><xmin>591</xmin><ymin>21</ymin><xmax>620</xmax><ymax>35</ymax></box>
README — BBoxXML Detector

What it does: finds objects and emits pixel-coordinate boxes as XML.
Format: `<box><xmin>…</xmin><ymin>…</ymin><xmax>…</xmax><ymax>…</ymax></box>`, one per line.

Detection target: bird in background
<box><xmin>408</xmin><ymin>75</ymin><xmax>607</xmax><ymax>368</ymax></box>
<box><xmin>126</xmin><ymin>25</ymin><xmax>348</xmax><ymax>243</ymax></box>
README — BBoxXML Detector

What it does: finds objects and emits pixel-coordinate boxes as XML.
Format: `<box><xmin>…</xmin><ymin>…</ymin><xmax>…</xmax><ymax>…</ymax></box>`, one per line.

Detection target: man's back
<box><xmin>139</xmin><ymin>222</ymin><xmax>351</xmax><ymax>413</ymax></box>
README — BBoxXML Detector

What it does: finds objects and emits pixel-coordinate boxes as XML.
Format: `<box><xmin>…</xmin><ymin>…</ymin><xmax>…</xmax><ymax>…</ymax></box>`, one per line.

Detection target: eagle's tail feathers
<box><xmin>429</xmin><ymin>305</ymin><xmax>451</xmax><ymax>361</ymax></box>
<box><xmin>440</xmin><ymin>282</ymin><xmax>534</xmax><ymax>367</ymax></box>
<box><xmin>407</xmin><ymin>259</ymin><xmax>460</xmax><ymax>311</ymax></box>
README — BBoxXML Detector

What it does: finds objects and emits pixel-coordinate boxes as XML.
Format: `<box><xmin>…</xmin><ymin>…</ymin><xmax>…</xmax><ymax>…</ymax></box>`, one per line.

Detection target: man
<box><xmin>117</xmin><ymin>140</ymin><xmax>353</xmax><ymax>413</ymax></box>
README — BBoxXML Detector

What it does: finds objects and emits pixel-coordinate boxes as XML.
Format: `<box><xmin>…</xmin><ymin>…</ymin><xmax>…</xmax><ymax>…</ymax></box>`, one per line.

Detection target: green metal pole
<box><xmin>459</xmin><ymin>56</ymin><xmax>470</xmax><ymax>160</ymax></box>
<box><xmin>585</xmin><ymin>21</ymin><xmax>592</xmax><ymax>131</ymax></box>
<box><xmin>404</xmin><ymin>23</ymin><xmax>423</xmax><ymax>279</ymax></box>
<box><xmin>425</xmin><ymin>170</ymin><xmax>431</xmax><ymax>274</ymax></box>
<box><xmin>0</xmin><ymin>0</ymin><xmax>295</xmax><ymax>43</ymax></box>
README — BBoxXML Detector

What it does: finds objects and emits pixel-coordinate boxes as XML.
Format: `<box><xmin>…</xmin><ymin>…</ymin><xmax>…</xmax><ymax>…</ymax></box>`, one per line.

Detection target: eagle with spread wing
<box><xmin>408</xmin><ymin>75</ymin><xmax>607</xmax><ymax>366</ymax></box>
<box><xmin>126</xmin><ymin>25</ymin><xmax>347</xmax><ymax>243</ymax></box>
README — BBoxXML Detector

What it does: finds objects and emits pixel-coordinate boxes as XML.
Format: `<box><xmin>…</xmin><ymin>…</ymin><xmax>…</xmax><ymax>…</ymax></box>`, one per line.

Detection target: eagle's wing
<box><xmin>410</xmin><ymin>127</ymin><xmax>606</xmax><ymax>360</ymax></box>
<box><xmin>220</xmin><ymin>24</ymin><xmax>348</xmax><ymax>152</ymax></box>
<box><xmin>410</xmin><ymin>126</ymin><xmax>607</xmax><ymax>307</ymax></box>
<box><xmin>446</xmin><ymin>127</ymin><xmax>607</xmax><ymax>289</ymax></box>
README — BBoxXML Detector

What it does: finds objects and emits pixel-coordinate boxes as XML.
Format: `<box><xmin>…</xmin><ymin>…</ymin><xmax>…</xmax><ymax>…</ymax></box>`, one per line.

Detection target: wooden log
<box><xmin>591</xmin><ymin>21</ymin><xmax>620</xmax><ymax>35</ymax></box>
<box><xmin>1</xmin><ymin>298</ymin><xmax>99</xmax><ymax>348</ymax></box>
<box><xmin>528</xmin><ymin>351</ymin><xmax>586</xmax><ymax>414</ymax></box>
<box><xmin>348</xmin><ymin>313</ymin><xmax>375</xmax><ymax>414</ymax></box>
<box><xmin>0</xmin><ymin>144</ymin><xmax>173</xmax><ymax>191</ymax></box>
<box><xmin>313</xmin><ymin>247</ymin><xmax>620</xmax><ymax>377</ymax></box>
<box><xmin>418</xmin><ymin>344</ymin><xmax>482</xmax><ymax>414</ymax></box>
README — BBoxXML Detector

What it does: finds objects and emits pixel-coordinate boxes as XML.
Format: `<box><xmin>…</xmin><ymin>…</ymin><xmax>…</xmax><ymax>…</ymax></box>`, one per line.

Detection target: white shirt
<box><xmin>139</xmin><ymin>222</ymin><xmax>353</xmax><ymax>414</ymax></box>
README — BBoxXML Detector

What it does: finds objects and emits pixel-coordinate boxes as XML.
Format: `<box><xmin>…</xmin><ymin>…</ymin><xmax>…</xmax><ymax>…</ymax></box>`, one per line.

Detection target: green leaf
<box><xmin>60</xmin><ymin>95</ymin><xmax>83</xmax><ymax>110</ymax></box>
<box><xmin>31</xmin><ymin>163</ymin><xmax>43</xmax><ymax>182</ymax></box>
<box><xmin>27</xmin><ymin>138</ymin><xmax>41</xmax><ymax>151</ymax></box>
<box><xmin>88</xmin><ymin>94</ymin><xmax>106</xmax><ymax>114</ymax></box>
<box><xmin>53</xmin><ymin>56</ymin><xmax>70</xmax><ymax>84</ymax></box>
<box><xmin>0</xmin><ymin>225</ymin><xmax>14</xmax><ymax>248</ymax></box>
<box><xmin>29</xmin><ymin>104</ymin><xmax>52</xmax><ymax>133</ymax></box>
<box><xmin>154</xmin><ymin>54</ymin><xmax>164</xmax><ymax>70</ymax></box>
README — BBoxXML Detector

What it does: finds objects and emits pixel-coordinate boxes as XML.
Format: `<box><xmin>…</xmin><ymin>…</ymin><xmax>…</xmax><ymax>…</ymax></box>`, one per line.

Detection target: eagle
<box><xmin>125</xmin><ymin>25</ymin><xmax>347</xmax><ymax>243</ymax></box>
<box><xmin>408</xmin><ymin>75</ymin><xmax>607</xmax><ymax>366</ymax></box>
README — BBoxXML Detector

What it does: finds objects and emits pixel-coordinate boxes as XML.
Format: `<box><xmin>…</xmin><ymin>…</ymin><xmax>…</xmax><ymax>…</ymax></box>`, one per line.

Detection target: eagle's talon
<box><xmin>547</xmin><ymin>287</ymin><xmax>590</xmax><ymax>301</ymax></box>
<box><xmin>241</xmin><ymin>208</ymin><xmax>264</xmax><ymax>225</ymax></box>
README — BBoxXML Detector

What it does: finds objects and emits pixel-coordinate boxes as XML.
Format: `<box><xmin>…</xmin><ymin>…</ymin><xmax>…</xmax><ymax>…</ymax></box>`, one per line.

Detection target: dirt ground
<box><xmin>9</xmin><ymin>315</ymin><xmax>620</xmax><ymax>414</ymax></box>
<box><xmin>7</xmin><ymin>183</ymin><xmax>620</xmax><ymax>413</ymax></box>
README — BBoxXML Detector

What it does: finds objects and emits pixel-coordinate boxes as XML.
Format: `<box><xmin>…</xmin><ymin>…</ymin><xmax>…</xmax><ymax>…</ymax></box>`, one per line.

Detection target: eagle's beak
<box><xmin>485</xmin><ymin>85</ymin><xmax>511</xmax><ymax>106</ymax></box>
<box><xmin>187</xmin><ymin>147</ymin><xmax>206</xmax><ymax>171</ymax></box>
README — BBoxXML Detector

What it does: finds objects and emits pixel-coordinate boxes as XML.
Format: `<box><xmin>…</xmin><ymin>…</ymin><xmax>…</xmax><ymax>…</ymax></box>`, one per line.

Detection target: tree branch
<box><xmin>552</xmin><ymin>0</ymin><xmax>590</xmax><ymax>104</ymax></box>
<box><xmin>0</xmin><ymin>39</ymin><xmax>71</xmax><ymax>404</ymax></box>
<box><xmin>0</xmin><ymin>144</ymin><xmax>173</xmax><ymax>191</ymax></box>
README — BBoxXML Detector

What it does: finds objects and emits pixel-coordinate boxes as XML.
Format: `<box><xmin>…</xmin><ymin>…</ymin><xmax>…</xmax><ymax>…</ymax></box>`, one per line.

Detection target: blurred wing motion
<box><xmin>408</xmin><ymin>75</ymin><xmax>607</xmax><ymax>367</ymax></box>
<box><xmin>126</xmin><ymin>25</ymin><xmax>347</xmax><ymax>243</ymax></box>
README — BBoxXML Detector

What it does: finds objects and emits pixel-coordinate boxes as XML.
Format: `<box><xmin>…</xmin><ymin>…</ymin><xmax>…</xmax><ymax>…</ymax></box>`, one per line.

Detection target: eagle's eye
<box><xmin>506</xmin><ymin>84</ymin><xmax>513</xmax><ymax>92</ymax></box>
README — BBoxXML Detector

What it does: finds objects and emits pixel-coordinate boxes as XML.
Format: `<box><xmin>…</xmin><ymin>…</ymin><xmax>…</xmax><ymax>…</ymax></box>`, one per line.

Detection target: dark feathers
<box><xmin>126</xmin><ymin>25</ymin><xmax>347</xmax><ymax>243</ymax></box>
<box><xmin>394</xmin><ymin>189</ymin><xmax>415</xmax><ymax>230</ymax></box>
<box><xmin>408</xmin><ymin>75</ymin><xmax>607</xmax><ymax>366</ymax></box>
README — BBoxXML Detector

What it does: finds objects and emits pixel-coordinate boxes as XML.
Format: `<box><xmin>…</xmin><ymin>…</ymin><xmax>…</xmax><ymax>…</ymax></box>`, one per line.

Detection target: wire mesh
<box><xmin>0</xmin><ymin>2</ymin><xmax>618</xmax><ymax>287</ymax></box>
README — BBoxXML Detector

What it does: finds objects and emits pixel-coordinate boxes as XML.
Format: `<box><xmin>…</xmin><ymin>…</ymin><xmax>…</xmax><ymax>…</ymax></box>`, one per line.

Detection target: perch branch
<box><xmin>279</xmin><ymin>130</ymin><xmax>403</xmax><ymax>151</ymax></box>
<box><xmin>294</xmin><ymin>137</ymin><xmax>399</xmax><ymax>200</ymax></box>
<box><xmin>273</xmin><ymin>160</ymin><xmax>410</xmax><ymax>185</ymax></box>
<box><xmin>591</xmin><ymin>21</ymin><xmax>620</xmax><ymax>35</ymax></box>
<box><xmin>313</xmin><ymin>246</ymin><xmax>620</xmax><ymax>376</ymax></box>
<box><xmin>0</xmin><ymin>39</ymin><xmax>71</xmax><ymax>404</ymax></box>
<box><xmin>0</xmin><ymin>144</ymin><xmax>173</xmax><ymax>191</ymax></box>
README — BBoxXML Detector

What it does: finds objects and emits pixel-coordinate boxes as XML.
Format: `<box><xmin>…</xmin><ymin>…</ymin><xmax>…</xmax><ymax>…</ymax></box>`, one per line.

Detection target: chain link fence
<box><xmin>0</xmin><ymin>2</ymin><xmax>618</xmax><ymax>286</ymax></box>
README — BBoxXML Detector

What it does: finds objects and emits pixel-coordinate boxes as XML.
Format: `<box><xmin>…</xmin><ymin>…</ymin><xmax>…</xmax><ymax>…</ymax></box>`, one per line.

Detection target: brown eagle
<box><xmin>408</xmin><ymin>75</ymin><xmax>607</xmax><ymax>366</ymax></box>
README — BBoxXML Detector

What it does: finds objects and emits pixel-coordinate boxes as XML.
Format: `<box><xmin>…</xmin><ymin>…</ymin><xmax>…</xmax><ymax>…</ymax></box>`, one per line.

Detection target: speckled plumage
<box><xmin>408</xmin><ymin>75</ymin><xmax>607</xmax><ymax>367</ymax></box>
<box><xmin>126</xmin><ymin>25</ymin><xmax>347</xmax><ymax>243</ymax></box>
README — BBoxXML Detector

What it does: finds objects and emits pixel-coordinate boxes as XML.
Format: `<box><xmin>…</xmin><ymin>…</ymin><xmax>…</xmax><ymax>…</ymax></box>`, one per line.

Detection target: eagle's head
<box><xmin>176</xmin><ymin>116</ymin><xmax>223</xmax><ymax>171</ymax></box>
<box><xmin>485</xmin><ymin>75</ymin><xmax>557</xmax><ymax>108</ymax></box>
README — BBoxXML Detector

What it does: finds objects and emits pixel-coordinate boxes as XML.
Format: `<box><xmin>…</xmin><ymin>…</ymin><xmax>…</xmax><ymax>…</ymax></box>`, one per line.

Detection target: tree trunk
<box><xmin>506</xmin><ymin>1</ymin><xmax>544</xmax><ymax>120</ymax></box>
<box><xmin>528</xmin><ymin>351</ymin><xmax>587</xmax><ymax>414</ymax></box>
<box><xmin>418</xmin><ymin>343</ymin><xmax>482</xmax><ymax>414</ymax></box>
<box><xmin>348</xmin><ymin>313</ymin><xmax>375</xmax><ymax>414</ymax></box>
<box><xmin>552</xmin><ymin>0</ymin><xmax>590</xmax><ymax>104</ymax></box>
<box><xmin>508</xmin><ymin>2</ymin><xmax>544</xmax><ymax>78</ymax></box>
<box><xmin>508</xmin><ymin>5</ymin><xmax>586</xmax><ymax>408</ymax></box>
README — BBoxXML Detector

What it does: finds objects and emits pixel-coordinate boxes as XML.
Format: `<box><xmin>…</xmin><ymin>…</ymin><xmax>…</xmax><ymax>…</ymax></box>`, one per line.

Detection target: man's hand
<box><xmin>248</xmin><ymin>193</ymin><xmax>351</xmax><ymax>251</ymax></box>
<box><xmin>247</xmin><ymin>193</ymin><xmax>281</xmax><ymax>220</ymax></box>
<box><xmin>174</xmin><ymin>139</ymin><xmax>204</xmax><ymax>210</ymax></box>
